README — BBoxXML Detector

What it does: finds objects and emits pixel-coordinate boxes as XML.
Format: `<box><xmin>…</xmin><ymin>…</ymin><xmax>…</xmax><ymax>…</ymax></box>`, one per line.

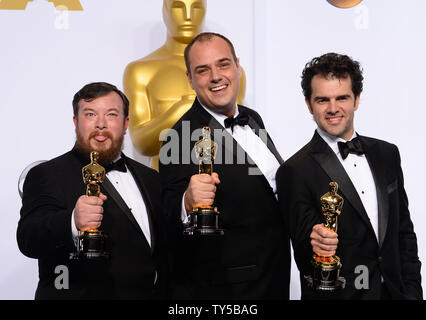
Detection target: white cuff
<box><xmin>71</xmin><ymin>209</ymin><xmax>79</xmax><ymax>246</ymax></box>
<box><xmin>181</xmin><ymin>192</ymin><xmax>190</xmax><ymax>224</ymax></box>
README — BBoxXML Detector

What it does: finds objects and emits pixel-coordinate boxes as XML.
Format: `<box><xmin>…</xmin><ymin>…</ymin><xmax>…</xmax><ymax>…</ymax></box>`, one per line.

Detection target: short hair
<box><xmin>301</xmin><ymin>52</ymin><xmax>364</xmax><ymax>101</ymax></box>
<box><xmin>72</xmin><ymin>82</ymin><xmax>129</xmax><ymax>118</ymax></box>
<box><xmin>184</xmin><ymin>32</ymin><xmax>238</xmax><ymax>75</ymax></box>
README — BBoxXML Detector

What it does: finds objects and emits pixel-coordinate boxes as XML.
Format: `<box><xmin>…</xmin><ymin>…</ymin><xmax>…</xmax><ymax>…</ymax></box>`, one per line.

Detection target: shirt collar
<box><xmin>316</xmin><ymin>127</ymin><xmax>357</xmax><ymax>156</ymax></box>
<box><xmin>198</xmin><ymin>98</ymin><xmax>238</xmax><ymax>128</ymax></box>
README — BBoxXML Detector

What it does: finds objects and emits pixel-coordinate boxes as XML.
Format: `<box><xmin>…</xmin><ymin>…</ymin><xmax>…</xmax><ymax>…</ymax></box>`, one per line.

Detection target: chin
<box><xmin>90</xmin><ymin>142</ymin><xmax>111</xmax><ymax>152</ymax></box>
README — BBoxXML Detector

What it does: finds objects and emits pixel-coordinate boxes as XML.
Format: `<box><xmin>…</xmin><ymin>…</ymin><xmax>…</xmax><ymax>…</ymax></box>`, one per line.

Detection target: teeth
<box><xmin>211</xmin><ymin>85</ymin><xmax>227</xmax><ymax>92</ymax></box>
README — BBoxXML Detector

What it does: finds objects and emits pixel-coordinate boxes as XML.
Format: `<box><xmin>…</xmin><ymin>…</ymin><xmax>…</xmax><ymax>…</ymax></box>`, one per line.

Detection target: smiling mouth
<box><xmin>210</xmin><ymin>84</ymin><xmax>228</xmax><ymax>92</ymax></box>
<box><xmin>326</xmin><ymin>115</ymin><xmax>343</xmax><ymax>122</ymax></box>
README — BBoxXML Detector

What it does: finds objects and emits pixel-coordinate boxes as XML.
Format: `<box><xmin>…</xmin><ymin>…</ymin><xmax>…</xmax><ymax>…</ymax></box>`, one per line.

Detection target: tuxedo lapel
<box><xmin>359</xmin><ymin>136</ymin><xmax>389</xmax><ymax>247</ymax></box>
<box><xmin>192</xmin><ymin>100</ymin><xmax>282</xmax><ymax>191</ymax></box>
<box><xmin>101</xmin><ymin>162</ymin><xmax>155</xmax><ymax>251</ymax></box>
<box><xmin>124</xmin><ymin>157</ymin><xmax>156</xmax><ymax>251</ymax></box>
<box><xmin>196</xmin><ymin>101</ymin><xmax>283</xmax><ymax>166</ymax></box>
<box><xmin>101</xmin><ymin>177</ymin><xmax>145</xmax><ymax>239</ymax></box>
<box><xmin>190</xmin><ymin>99</ymin><xmax>235</xmax><ymax>164</ymax></box>
<box><xmin>208</xmin><ymin>111</ymin><xmax>237</xmax><ymax>165</ymax></box>
<box><xmin>310</xmin><ymin>132</ymin><xmax>374</xmax><ymax>232</ymax></box>
<box><xmin>245</xmin><ymin>111</ymin><xmax>284</xmax><ymax>165</ymax></box>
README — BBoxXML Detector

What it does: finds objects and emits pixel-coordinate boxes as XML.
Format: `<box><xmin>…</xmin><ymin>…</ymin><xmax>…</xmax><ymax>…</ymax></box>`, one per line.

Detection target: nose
<box><xmin>210</xmin><ymin>67</ymin><xmax>222</xmax><ymax>83</ymax></box>
<box><xmin>327</xmin><ymin>99</ymin><xmax>339</xmax><ymax>114</ymax></box>
<box><xmin>95</xmin><ymin>114</ymin><xmax>107</xmax><ymax>129</ymax></box>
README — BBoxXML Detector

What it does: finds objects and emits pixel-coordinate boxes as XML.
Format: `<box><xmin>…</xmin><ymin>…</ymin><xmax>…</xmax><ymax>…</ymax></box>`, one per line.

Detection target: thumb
<box><xmin>99</xmin><ymin>192</ymin><xmax>107</xmax><ymax>201</ymax></box>
<box><xmin>211</xmin><ymin>172</ymin><xmax>220</xmax><ymax>184</ymax></box>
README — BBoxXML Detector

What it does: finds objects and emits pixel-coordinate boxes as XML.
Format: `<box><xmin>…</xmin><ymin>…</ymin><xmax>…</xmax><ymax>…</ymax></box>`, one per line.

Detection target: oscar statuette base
<box><xmin>70</xmin><ymin>230</ymin><xmax>110</xmax><ymax>260</ymax></box>
<box><xmin>305</xmin><ymin>254</ymin><xmax>345</xmax><ymax>292</ymax></box>
<box><xmin>183</xmin><ymin>206</ymin><xmax>224</xmax><ymax>236</ymax></box>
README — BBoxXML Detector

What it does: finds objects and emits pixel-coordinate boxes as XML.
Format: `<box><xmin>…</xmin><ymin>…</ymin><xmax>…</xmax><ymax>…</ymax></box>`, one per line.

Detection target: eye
<box><xmin>86</xmin><ymin>112</ymin><xmax>95</xmax><ymax>117</ymax></box>
<box><xmin>196</xmin><ymin>68</ymin><xmax>208</xmax><ymax>75</ymax></box>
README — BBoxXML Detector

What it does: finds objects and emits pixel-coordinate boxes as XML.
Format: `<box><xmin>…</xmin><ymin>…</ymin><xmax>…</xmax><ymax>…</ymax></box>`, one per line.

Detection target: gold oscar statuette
<box><xmin>70</xmin><ymin>151</ymin><xmax>109</xmax><ymax>260</ymax></box>
<box><xmin>305</xmin><ymin>182</ymin><xmax>345</xmax><ymax>291</ymax></box>
<box><xmin>183</xmin><ymin>127</ymin><xmax>224</xmax><ymax>236</ymax></box>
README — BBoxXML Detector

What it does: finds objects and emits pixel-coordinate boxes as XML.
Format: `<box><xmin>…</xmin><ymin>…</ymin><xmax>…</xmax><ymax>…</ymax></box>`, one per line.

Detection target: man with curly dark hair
<box><xmin>277</xmin><ymin>53</ymin><xmax>422</xmax><ymax>300</ymax></box>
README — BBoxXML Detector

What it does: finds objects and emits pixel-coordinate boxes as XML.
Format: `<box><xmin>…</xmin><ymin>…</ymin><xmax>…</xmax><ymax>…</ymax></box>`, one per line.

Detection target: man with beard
<box><xmin>17</xmin><ymin>82</ymin><xmax>168</xmax><ymax>299</ymax></box>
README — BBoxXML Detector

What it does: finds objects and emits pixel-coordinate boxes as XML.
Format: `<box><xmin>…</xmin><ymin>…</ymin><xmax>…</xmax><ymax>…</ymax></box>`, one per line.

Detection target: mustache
<box><xmin>75</xmin><ymin>129</ymin><xmax>123</xmax><ymax>166</ymax></box>
<box><xmin>88</xmin><ymin>130</ymin><xmax>113</xmax><ymax>140</ymax></box>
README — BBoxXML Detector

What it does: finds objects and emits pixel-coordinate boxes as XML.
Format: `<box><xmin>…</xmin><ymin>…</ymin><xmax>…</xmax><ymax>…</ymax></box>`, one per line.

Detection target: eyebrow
<box><xmin>313</xmin><ymin>96</ymin><xmax>329</xmax><ymax>102</ymax></box>
<box><xmin>193</xmin><ymin>58</ymin><xmax>232</xmax><ymax>72</ymax></box>
<box><xmin>80</xmin><ymin>107</ymin><xmax>96</xmax><ymax>112</ymax></box>
<box><xmin>336</xmin><ymin>94</ymin><xmax>351</xmax><ymax>99</ymax></box>
<box><xmin>313</xmin><ymin>94</ymin><xmax>351</xmax><ymax>101</ymax></box>
<box><xmin>217</xmin><ymin>58</ymin><xmax>232</xmax><ymax>63</ymax></box>
<box><xmin>194</xmin><ymin>64</ymin><xmax>209</xmax><ymax>72</ymax></box>
<box><xmin>105</xmin><ymin>107</ymin><xmax>120</xmax><ymax>112</ymax></box>
<box><xmin>80</xmin><ymin>107</ymin><xmax>120</xmax><ymax>113</ymax></box>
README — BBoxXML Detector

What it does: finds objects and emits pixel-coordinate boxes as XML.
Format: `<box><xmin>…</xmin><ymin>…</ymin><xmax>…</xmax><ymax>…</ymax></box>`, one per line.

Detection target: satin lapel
<box><xmin>207</xmin><ymin>111</ymin><xmax>237</xmax><ymax>165</ymax></box>
<box><xmin>124</xmin><ymin>157</ymin><xmax>156</xmax><ymax>251</ymax></box>
<box><xmin>310</xmin><ymin>132</ymin><xmax>373</xmax><ymax>231</ymax></box>
<box><xmin>359</xmin><ymin>136</ymin><xmax>388</xmax><ymax>247</ymax></box>
<box><xmin>101</xmin><ymin>177</ymin><xmax>145</xmax><ymax>239</ymax></box>
<box><xmin>247</xmin><ymin>115</ymin><xmax>284</xmax><ymax>165</ymax></box>
<box><xmin>191</xmin><ymin>99</ymin><xmax>237</xmax><ymax>164</ymax></box>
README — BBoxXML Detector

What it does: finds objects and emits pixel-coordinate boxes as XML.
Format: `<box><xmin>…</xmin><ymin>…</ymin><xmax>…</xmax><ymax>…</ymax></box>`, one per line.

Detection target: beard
<box><xmin>75</xmin><ymin>129</ymin><xmax>124</xmax><ymax>166</ymax></box>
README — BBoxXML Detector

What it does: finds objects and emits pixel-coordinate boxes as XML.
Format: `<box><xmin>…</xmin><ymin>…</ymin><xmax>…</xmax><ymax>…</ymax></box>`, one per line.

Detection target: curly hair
<box><xmin>301</xmin><ymin>53</ymin><xmax>364</xmax><ymax>101</ymax></box>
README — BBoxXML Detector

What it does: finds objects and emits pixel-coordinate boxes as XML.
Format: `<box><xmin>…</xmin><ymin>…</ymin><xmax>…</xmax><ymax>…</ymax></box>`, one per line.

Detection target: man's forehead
<box><xmin>78</xmin><ymin>94</ymin><xmax>123</xmax><ymax>110</ymax></box>
<box><xmin>190</xmin><ymin>39</ymin><xmax>232</xmax><ymax>63</ymax></box>
<box><xmin>315</xmin><ymin>73</ymin><xmax>350</xmax><ymax>82</ymax></box>
<box><xmin>312</xmin><ymin>74</ymin><xmax>352</xmax><ymax>88</ymax></box>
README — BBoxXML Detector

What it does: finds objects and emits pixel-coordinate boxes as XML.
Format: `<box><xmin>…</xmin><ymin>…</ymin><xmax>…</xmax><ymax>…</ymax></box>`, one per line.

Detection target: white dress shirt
<box><xmin>72</xmin><ymin>159</ymin><xmax>152</xmax><ymax>247</ymax></box>
<box><xmin>181</xmin><ymin>104</ymin><xmax>280</xmax><ymax>221</ymax></box>
<box><xmin>316</xmin><ymin>127</ymin><xmax>379</xmax><ymax>241</ymax></box>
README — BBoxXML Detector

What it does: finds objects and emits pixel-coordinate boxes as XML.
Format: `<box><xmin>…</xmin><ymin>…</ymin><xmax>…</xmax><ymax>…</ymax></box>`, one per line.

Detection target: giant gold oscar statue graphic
<box><xmin>306</xmin><ymin>182</ymin><xmax>345</xmax><ymax>291</ymax></box>
<box><xmin>70</xmin><ymin>151</ymin><xmax>109</xmax><ymax>260</ymax></box>
<box><xmin>184</xmin><ymin>127</ymin><xmax>224</xmax><ymax>236</ymax></box>
<box><xmin>123</xmin><ymin>0</ymin><xmax>246</xmax><ymax>170</ymax></box>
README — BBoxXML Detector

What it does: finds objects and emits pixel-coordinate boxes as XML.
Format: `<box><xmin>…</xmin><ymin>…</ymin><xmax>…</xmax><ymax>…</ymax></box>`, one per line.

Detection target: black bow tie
<box><xmin>105</xmin><ymin>157</ymin><xmax>127</xmax><ymax>173</ymax></box>
<box><xmin>337</xmin><ymin>137</ymin><xmax>364</xmax><ymax>160</ymax></box>
<box><xmin>224</xmin><ymin>111</ymin><xmax>249</xmax><ymax>132</ymax></box>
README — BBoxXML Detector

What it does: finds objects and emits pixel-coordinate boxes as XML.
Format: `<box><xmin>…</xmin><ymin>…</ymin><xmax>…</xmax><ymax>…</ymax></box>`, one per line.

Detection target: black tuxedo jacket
<box><xmin>158</xmin><ymin>98</ymin><xmax>290</xmax><ymax>299</ymax></box>
<box><xmin>276</xmin><ymin>131</ymin><xmax>422</xmax><ymax>300</ymax></box>
<box><xmin>17</xmin><ymin>147</ymin><xmax>168</xmax><ymax>299</ymax></box>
